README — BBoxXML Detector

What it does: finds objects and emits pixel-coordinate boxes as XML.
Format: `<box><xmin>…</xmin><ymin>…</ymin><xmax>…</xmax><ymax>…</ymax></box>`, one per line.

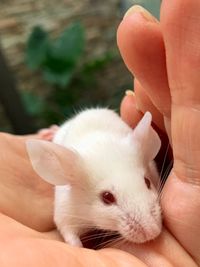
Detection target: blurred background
<box><xmin>0</xmin><ymin>0</ymin><xmax>160</xmax><ymax>134</ymax></box>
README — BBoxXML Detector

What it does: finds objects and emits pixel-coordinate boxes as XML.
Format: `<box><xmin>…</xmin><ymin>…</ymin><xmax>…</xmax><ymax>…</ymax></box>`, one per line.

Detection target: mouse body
<box><xmin>27</xmin><ymin>108</ymin><xmax>162</xmax><ymax>247</ymax></box>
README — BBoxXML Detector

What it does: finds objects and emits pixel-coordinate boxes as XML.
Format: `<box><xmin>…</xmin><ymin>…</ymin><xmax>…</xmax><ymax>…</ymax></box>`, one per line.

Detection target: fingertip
<box><xmin>120</xmin><ymin>92</ymin><xmax>142</xmax><ymax>128</ymax></box>
<box><xmin>117</xmin><ymin>5</ymin><xmax>159</xmax><ymax>74</ymax></box>
<box><xmin>117</xmin><ymin>10</ymin><xmax>171</xmax><ymax>119</ymax></box>
<box><xmin>123</xmin><ymin>5</ymin><xmax>158</xmax><ymax>23</ymax></box>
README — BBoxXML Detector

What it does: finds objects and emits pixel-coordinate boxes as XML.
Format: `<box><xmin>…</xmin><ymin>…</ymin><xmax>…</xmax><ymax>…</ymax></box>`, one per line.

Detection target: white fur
<box><xmin>27</xmin><ymin>108</ymin><xmax>162</xmax><ymax>246</ymax></box>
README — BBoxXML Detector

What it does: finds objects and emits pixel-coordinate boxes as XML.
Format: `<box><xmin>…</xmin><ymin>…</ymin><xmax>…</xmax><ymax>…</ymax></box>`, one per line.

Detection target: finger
<box><xmin>160</xmin><ymin>0</ymin><xmax>200</xmax><ymax>263</ymax></box>
<box><xmin>133</xmin><ymin>80</ymin><xmax>172</xmax><ymax>173</ymax></box>
<box><xmin>0</xmin><ymin>213</ymin><xmax>61</xmax><ymax>241</ymax></box>
<box><xmin>112</xmin><ymin>228</ymin><xmax>196</xmax><ymax>267</ymax></box>
<box><xmin>2</xmin><ymin>238</ymin><xmax>147</xmax><ymax>267</ymax></box>
<box><xmin>117</xmin><ymin>5</ymin><xmax>171</xmax><ymax>119</ymax></box>
<box><xmin>120</xmin><ymin>82</ymin><xmax>165</xmax><ymax>131</ymax></box>
<box><xmin>120</xmin><ymin>90</ymin><xmax>142</xmax><ymax>128</ymax></box>
<box><xmin>120</xmin><ymin>84</ymin><xmax>171</xmax><ymax>176</ymax></box>
<box><xmin>161</xmin><ymin>0</ymin><xmax>200</xmax><ymax>181</ymax></box>
<box><xmin>18</xmin><ymin>134</ymin><xmax>42</xmax><ymax>140</ymax></box>
<box><xmin>134</xmin><ymin>79</ymin><xmax>165</xmax><ymax>131</ymax></box>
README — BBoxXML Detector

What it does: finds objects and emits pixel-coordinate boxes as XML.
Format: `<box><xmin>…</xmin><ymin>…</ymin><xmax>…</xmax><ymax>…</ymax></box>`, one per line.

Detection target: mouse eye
<box><xmin>144</xmin><ymin>177</ymin><xmax>151</xmax><ymax>189</ymax></box>
<box><xmin>100</xmin><ymin>191</ymin><xmax>116</xmax><ymax>205</ymax></box>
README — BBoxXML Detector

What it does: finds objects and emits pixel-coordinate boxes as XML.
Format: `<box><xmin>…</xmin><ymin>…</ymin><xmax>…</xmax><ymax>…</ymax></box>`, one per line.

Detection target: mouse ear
<box><xmin>132</xmin><ymin>112</ymin><xmax>161</xmax><ymax>162</ymax></box>
<box><xmin>26</xmin><ymin>140</ymin><xmax>87</xmax><ymax>187</ymax></box>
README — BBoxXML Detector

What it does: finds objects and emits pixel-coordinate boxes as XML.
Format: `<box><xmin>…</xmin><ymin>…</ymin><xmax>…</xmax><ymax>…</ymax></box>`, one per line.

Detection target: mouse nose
<box><xmin>120</xmin><ymin>212</ymin><xmax>162</xmax><ymax>243</ymax></box>
<box><xmin>120</xmin><ymin>215</ymin><xmax>147</xmax><ymax>241</ymax></box>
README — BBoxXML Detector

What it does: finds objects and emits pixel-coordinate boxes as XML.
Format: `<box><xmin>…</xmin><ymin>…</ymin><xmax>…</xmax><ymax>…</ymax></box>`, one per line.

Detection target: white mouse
<box><xmin>26</xmin><ymin>108</ymin><xmax>162</xmax><ymax>247</ymax></box>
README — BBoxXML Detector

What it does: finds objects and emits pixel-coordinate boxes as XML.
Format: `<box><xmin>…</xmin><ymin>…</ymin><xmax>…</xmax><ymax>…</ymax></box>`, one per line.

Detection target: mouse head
<box><xmin>77</xmin><ymin>112</ymin><xmax>162</xmax><ymax>243</ymax></box>
<box><xmin>26</xmin><ymin>112</ymin><xmax>162</xmax><ymax>243</ymax></box>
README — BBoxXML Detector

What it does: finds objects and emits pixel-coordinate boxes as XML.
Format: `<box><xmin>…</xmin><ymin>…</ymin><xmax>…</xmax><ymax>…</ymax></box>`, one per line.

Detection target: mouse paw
<box><xmin>63</xmin><ymin>233</ymin><xmax>83</xmax><ymax>247</ymax></box>
<box><xmin>38</xmin><ymin>125</ymin><xmax>59</xmax><ymax>141</ymax></box>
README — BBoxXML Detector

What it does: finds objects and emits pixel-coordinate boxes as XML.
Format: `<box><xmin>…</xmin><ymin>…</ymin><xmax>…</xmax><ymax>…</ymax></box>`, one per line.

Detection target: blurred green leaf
<box><xmin>43</xmin><ymin>68</ymin><xmax>74</xmax><ymax>87</ymax></box>
<box><xmin>49</xmin><ymin>22</ymin><xmax>85</xmax><ymax>63</ymax></box>
<box><xmin>26</xmin><ymin>26</ymin><xmax>49</xmax><ymax>70</ymax></box>
<box><xmin>83</xmin><ymin>52</ymin><xmax>114</xmax><ymax>72</ymax></box>
<box><xmin>43</xmin><ymin>22</ymin><xmax>85</xmax><ymax>87</ymax></box>
<box><xmin>21</xmin><ymin>90</ymin><xmax>44</xmax><ymax>116</ymax></box>
<box><xmin>26</xmin><ymin>22</ymin><xmax>85</xmax><ymax>88</ymax></box>
<box><xmin>24</xmin><ymin>22</ymin><xmax>123</xmax><ymax>127</ymax></box>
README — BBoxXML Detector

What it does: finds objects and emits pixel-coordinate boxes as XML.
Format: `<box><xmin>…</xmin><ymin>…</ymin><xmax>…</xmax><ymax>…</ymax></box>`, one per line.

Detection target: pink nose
<box><xmin>121</xmin><ymin>213</ymin><xmax>162</xmax><ymax>243</ymax></box>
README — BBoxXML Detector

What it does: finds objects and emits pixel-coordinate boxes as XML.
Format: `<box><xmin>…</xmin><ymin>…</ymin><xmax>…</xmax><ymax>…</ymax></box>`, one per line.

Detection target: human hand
<box><xmin>1</xmin><ymin>1</ymin><xmax>200</xmax><ymax>266</ymax></box>
<box><xmin>118</xmin><ymin>0</ymin><xmax>200</xmax><ymax>266</ymax></box>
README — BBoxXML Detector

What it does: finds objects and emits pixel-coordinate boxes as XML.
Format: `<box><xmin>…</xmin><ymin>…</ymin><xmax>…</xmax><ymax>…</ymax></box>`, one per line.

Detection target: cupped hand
<box><xmin>118</xmin><ymin>0</ymin><xmax>200</xmax><ymax>266</ymax></box>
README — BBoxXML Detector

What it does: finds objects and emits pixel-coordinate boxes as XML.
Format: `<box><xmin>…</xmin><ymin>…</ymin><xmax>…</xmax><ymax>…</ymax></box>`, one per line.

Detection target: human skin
<box><xmin>119</xmin><ymin>0</ymin><xmax>200</xmax><ymax>265</ymax></box>
<box><xmin>0</xmin><ymin>0</ymin><xmax>200</xmax><ymax>266</ymax></box>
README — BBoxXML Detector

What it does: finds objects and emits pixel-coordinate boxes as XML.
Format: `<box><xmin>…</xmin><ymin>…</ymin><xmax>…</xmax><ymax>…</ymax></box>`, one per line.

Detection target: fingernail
<box><xmin>125</xmin><ymin>90</ymin><xmax>135</xmax><ymax>96</ymax></box>
<box><xmin>124</xmin><ymin>5</ymin><xmax>158</xmax><ymax>23</ymax></box>
<box><xmin>125</xmin><ymin>90</ymin><xmax>140</xmax><ymax>110</ymax></box>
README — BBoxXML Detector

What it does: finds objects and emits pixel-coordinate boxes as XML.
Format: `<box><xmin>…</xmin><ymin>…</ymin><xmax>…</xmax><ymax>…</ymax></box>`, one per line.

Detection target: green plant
<box><xmin>26</xmin><ymin>22</ymin><xmax>85</xmax><ymax>88</ymax></box>
<box><xmin>24</xmin><ymin>23</ymin><xmax>120</xmax><ymax>128</ymax></box>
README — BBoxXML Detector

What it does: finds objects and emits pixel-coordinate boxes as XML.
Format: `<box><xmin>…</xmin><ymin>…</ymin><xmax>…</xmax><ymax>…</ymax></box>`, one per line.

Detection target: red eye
<box><xmin>101</xmin><ymin>191</ymin><xmax>116</xmax><ymax>205</ymax></box>
<box><xmin>144</xmin><ymin>177</ymin><xmax>151</xmax><ymax>189</ymax></box>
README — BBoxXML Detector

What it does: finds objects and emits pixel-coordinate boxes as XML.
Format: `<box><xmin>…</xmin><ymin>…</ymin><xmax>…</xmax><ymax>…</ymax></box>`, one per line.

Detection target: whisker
<box><xmin>97</xmin><ymin>235</ymin><xmax>124</xmax><ymax>249</ymax></box>
<box><xmin>158</xmin><ymin>143</ymin><xmax>170</xmax><ymax>189</ymax></box>
<box><xmin>110</xmin><ymin>237</ymin><xmax>127</xmax><ymax>249</ymax></box>
<box><xmin>157</xmin><ymin>162</ymin><xmax>172</xmax><ymax>196</ymax></box>
<box><xmin>58</xmin><ymin>224</ymin><xmax>92</xmax><ymax>228</ymax></box>
<box><xmin>94</xmin><ymin>237</ymin><xmax>118</xmax><ymax>249</ymax></box>
<box><xmin>81</xmin><ymin>231</ymin><xmax>119</xmax><ymax>242</ymax></box>
<box><xmin>60</xmin><ymin>214</ymin><xmax>93</xmax><ymax>221</ymax></box>
<box><xmin>157</xmin><ymin>160</ymin><xmax>173</xmax><ymax>201</ymax></box>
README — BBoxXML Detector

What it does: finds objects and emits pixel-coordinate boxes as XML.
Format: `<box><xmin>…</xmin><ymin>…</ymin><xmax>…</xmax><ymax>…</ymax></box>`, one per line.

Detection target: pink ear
<box><xmin>26</xmin><ymin>140</ymin><xmax>87</xmax><ymax>187</ymax></box>
<box><xmin>132</xmin><ymin>112</ymin><xmax>161</xmax><ymax>162</ymax></box>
